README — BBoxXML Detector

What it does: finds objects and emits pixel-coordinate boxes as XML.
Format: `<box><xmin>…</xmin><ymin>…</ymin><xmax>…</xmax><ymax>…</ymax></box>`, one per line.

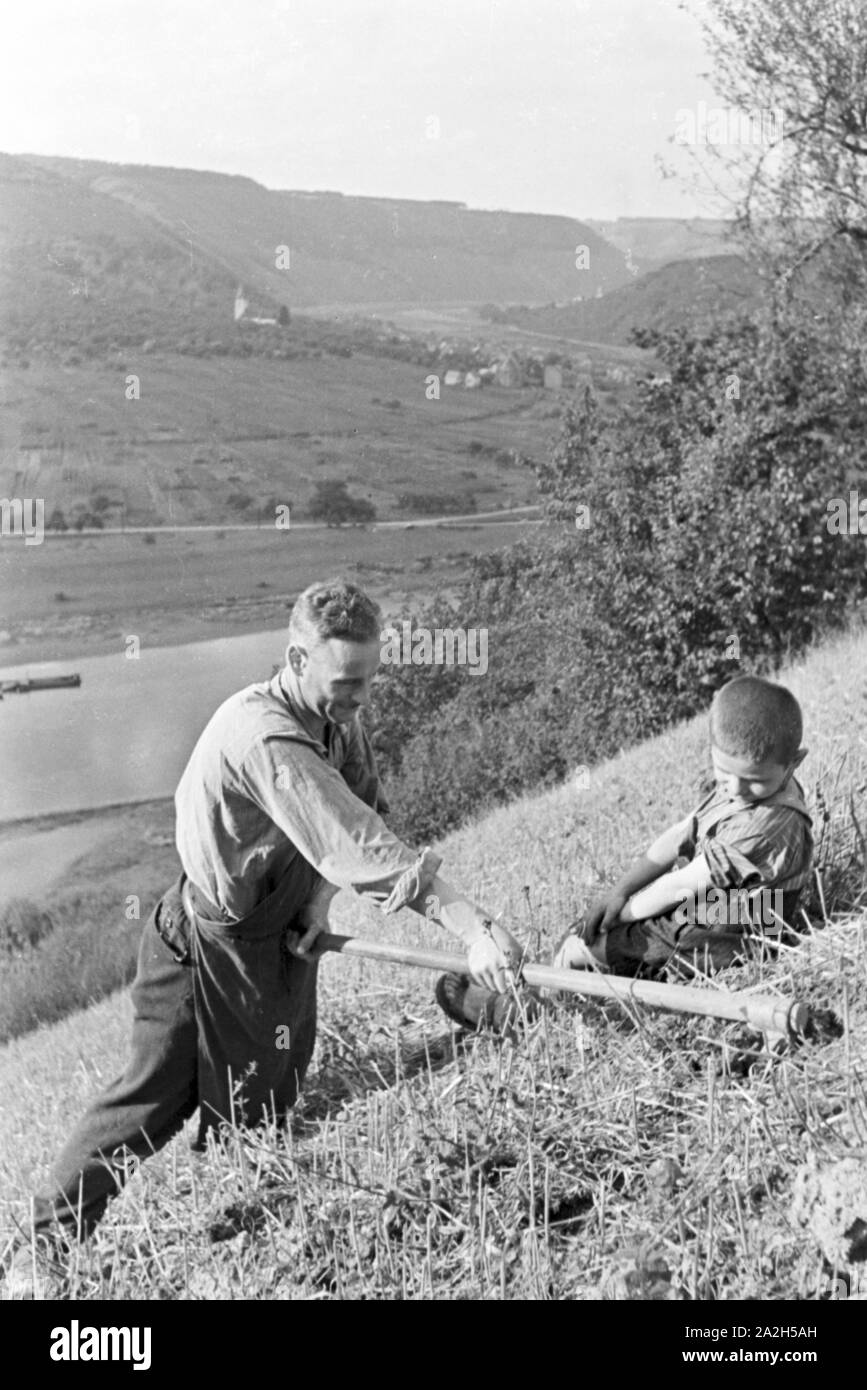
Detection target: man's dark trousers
<box><xmin>29</xmin><ymin>869</ymin><xmax>318</xmax><ymax>1243</ymax></box>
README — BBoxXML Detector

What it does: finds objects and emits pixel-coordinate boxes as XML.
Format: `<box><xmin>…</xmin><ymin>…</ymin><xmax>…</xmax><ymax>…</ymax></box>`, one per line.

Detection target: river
<box><xmin>0</xmin><ymin>629</ymin><xmax>290</xmax><ymax>822</ymax></box>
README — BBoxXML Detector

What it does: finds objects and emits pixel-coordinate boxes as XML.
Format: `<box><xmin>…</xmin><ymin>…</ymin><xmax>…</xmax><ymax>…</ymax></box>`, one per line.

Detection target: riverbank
<box><xmin>0</xmin><ymin>517</ymin><xmax>538</xmax><ymax>667</ymax></box>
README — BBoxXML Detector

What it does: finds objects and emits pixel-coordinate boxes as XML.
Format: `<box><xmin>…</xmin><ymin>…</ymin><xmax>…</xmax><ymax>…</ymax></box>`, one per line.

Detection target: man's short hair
<box><xmin>710</xmin><ymin>675</ymin><xmax>803</xmax><ymax>765</ymax></box>
<box><xmin>288</xmin><ymin>578</ymin><xmax>381</xmax><ymax>647</ymax></box>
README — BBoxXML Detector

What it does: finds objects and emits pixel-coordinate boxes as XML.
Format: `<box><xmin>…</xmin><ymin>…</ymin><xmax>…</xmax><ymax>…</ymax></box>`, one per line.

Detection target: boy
<box><xmin>436</xmin><ymin>675</ymin><xmax>812</xmax><ymax>1027</ymax></box>
<box><xmin>553</xmin><ymin>674</ymin><xmax>813</xmax><ymax>976</ymax></box>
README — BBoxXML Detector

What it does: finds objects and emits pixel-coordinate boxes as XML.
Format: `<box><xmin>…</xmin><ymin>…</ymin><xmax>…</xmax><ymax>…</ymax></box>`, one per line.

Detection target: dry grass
<box><xmin>1</xmin><ymin>626</ymin><xmax>866</xmax><ymax>1300</ymax></box>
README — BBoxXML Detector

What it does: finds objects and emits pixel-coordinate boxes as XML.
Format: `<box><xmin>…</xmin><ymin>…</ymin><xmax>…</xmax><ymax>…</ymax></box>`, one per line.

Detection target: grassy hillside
<box><xmin>494</xmin><ymin>255</ymin><xmax>759</xmax><ymax>346</ymax></box>
<box><xmin>585</xmin><ymin>217</ymin><xmax>737</xmax><ymax>274</ymax></box>
<box><xmin>0</xmin><ymin>345</ymin><xmax>553</xmax><ymax>529</ymax></box>
<box><xmin>2</xmin><ymin>153</ymin><xmax>632</xmax><ymax>318</ymax></box>
<box><xmin>1</xmin><ymin>627</ymin><xmax>865</xmax><ymax>1300</ymax></box>
<box><xmin>0</xmin><ymin>153</ymin><xmax>737</xmax><ymax>548</ymax></box>
<box><xmin>0</xmin><ymin>155</ymin><xmax>240</xmax><ymax>356</ymax></box>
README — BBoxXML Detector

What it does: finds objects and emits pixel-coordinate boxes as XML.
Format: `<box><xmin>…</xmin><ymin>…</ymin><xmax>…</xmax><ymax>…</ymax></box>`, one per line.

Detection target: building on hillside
<box><xmin>234</xmin><ymin>285</ymin><xmax>278</xmax><ymax>326</ymax></box>
<box><xmin>543</xmin><ymin>365</ymin><xmax>563</xmax><ymax>390</ymax></box>
<box><xmin>443</xmin><ymin>369</ymin><xmax>463</xmax><ymax>387</ymax></box>
<box><xmin>495</xmin><ymin>353</ymin><xmax>524</xmax><ymax>388</ymax></box>
<box><xmin>464</xmin><ymin>371</ymin><xmax>482</xmax><ymax>389</ymax></box>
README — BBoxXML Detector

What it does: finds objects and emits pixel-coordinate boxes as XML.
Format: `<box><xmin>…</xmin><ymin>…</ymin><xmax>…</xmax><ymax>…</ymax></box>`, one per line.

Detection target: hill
<box><xmin>492</xmin><ymin>254</ymin><xmax>759</xmax><ymax>345</ymax></box>
<box><xmin>585</xmin><ymin>217</ymin><xmax>737</xmax><ymax>274</ymax></box>
<box><xmin>1</xmin><ymin>625</ymin><xmax>864</xmax><ymax>1300</ymax></box>
<box><xmin>0</xmin><ymin>151</ymin><xmax>654</xmax><ymax>538</ymax></box>
<box><xmin>0</xmin><ymin>153</ymin><xmax>633</xmax><ymax>332</ymax></box>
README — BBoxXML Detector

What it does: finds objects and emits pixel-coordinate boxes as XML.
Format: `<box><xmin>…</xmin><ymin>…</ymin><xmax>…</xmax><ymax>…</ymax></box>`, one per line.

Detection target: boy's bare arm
<box><xmin>583</xmin><ymin>815</ymin><xmax>693</xmax><ymax>938</ymax></box>
<box><xmin>619</xmin><ymin>853</ymin><xmax>713</xmax><ymax>922</ymax></box>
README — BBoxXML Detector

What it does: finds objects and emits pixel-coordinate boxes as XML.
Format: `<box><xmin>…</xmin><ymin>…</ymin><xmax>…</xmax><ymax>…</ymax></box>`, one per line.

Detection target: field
<box><xmin>0</xmin><ymin>350</ymin><xmax>556</xmax><ymax>529</ymax></box>
<box><xmin>1</xmin><ymin>626</ymin><xmax>865</xmax><ymax>1300</ymax></box>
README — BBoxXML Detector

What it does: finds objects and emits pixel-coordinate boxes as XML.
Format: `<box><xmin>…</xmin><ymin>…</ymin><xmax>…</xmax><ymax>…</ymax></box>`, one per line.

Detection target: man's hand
<box><xmin>287</xmin><ymin>882</ymin><xmax>339</xmax><ymax>959</ymax></box>
<box><xmin>466</xmin><ymin>920</ymin><xmax>523</xmax><ymax>993</ymax></box>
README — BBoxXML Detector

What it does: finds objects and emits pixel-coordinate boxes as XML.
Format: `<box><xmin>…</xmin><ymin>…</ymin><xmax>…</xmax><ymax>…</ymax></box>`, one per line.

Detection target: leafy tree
<box><xmin>705</xmin><ymin>1</ymin><xmax>867</xmax><ymax>292</ymax></box>
<box><xmin>308</xmin><ymin>480</ymin><xmax>376</xmax><ymax>526</ymax></box>
<box><xmin>370</xmin><ymin>305</ymin><xmax>867</xmax><ymax>843</ymax></box>
<box><xmin>226</xmin><ymin>492</ymin><xmax>254</xmax><ymax>513</ymax></box>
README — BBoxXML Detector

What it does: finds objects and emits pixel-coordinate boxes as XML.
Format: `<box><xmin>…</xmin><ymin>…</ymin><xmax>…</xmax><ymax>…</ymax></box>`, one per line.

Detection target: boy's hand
<box><xmin>553</xmin><ymin>933</ymin><xmax>599</xmax><ymax>970</ymax></box>
<box><xmin>583</xmin><ymin>893</ymin><xmax>628</xmax><ymax>942</ymax></box>
<box><xmin>466</xmin><ymin>920</ymin><xmax>522</xmax><ymax>993</ymax></box>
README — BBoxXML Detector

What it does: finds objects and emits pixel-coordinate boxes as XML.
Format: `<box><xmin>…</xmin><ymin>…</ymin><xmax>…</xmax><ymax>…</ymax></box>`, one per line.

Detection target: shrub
<box><xmin>396</xmin><ymin>492</ymin><xmax>474</xmax><ymax>516</ymax></box>
<box><xmin>308</xmin><ymin>480</ymin><xmax>376</xmax><ymax>526</ymax></box>
<box><xmin>369</xmin><ymin>294</ymin><xmax>867</xmax><ymax>845</ymax></box>
<box><xmin>0</xmin><ymin>899</ymin><xmax>56</xmax><ymax>957</ymax></box>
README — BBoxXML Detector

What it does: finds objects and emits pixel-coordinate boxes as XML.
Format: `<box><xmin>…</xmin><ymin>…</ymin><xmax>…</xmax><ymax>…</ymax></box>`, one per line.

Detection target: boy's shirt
<box><xmin>674</xmin><ymin>777</ymin><xmax>813</xmax><ymax>928</ymax></box>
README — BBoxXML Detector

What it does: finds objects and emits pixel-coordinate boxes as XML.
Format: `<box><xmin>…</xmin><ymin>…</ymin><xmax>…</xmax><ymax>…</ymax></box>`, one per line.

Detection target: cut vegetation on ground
<box><xmin>1</xmin><ymin>627</ymin><xmax>864</xmax><ymax>1300</ymax></box>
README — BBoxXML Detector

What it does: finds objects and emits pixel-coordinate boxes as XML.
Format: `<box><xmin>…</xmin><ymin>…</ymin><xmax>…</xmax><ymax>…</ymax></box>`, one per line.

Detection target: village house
<box><xmin>234</xmin><ymin>286</ymin><xmax>278</xmax><ymax>326</ymax></box>
<box><xmin>543</xmin><ymin>364</ymin><xmax>563</xmax><ymax>390</ymax></box>
<box><xmin>495</xmin><ymin>352</ymin><xmax>524</xmax><ymax>388</ymax></box>
<box><xmin>443</xmin><ymin>369</ymin><xmax>464</xmax><ymax>387</ymax></box>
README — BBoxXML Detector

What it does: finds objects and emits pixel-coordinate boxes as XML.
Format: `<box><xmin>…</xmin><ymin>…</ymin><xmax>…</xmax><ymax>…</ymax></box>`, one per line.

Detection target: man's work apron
<box><xmin>168</xmin><ymin>859</ymin><xmax>319</xmax><ymax>1141</ymax></box>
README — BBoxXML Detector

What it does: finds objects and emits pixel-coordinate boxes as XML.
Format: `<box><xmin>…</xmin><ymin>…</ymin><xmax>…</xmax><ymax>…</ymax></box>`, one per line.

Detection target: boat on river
<box><xmin>0</xmin><ymin>673</ymin><xmax>82</xmax><ymax>696</ymax></box>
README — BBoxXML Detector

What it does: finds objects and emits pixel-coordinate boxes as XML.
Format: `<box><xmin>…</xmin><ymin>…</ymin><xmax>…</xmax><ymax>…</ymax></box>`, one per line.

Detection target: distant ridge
<box><xmin>494</xmin><ymin>254</ymin><xmax>758</xmax><ymax>345</ymax></box>
<box><xmin>1</xmin><ymin>152</ymin><xmax>634</xmax><ymax>312</ymax></box>
<box><xmin>586</xmin><ymin>216</ymin><xmax>737</xmax><ymax>274</ymax></box>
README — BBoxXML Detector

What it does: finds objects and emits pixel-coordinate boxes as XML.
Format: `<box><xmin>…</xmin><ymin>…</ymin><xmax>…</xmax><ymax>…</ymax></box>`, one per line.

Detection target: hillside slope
<box><xmin>586</xmin><ymin>216</ymin><xmax>737</xmax><ymax>273</ymax></box>
<box><xmin>500</xmin><ymin>254</ymin><xmax>759</xmax><ymax>345</ymax></box>
<box><xmin>2</xmin><ymin>627</ymin><xmax>864</xmax><ymax>1299</ymax></box>
<box><xmin>1</xmin><ymin>153</ymin><xmax>633</xmax><ymax>326</ymax></box>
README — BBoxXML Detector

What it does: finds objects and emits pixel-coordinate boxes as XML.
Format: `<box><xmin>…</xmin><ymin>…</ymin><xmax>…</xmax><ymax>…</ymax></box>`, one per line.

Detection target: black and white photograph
<box><xmin>0</xmin><ymin>0</ymin><xmax>865</xmax><ymax>1331</ymax></box>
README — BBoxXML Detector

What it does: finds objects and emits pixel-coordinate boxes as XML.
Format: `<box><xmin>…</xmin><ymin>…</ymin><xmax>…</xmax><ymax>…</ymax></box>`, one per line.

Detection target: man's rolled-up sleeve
<box><xmin>240</xmin><ymin>735</ymin><xmax>440</xmax><ymax>910</ymax></box>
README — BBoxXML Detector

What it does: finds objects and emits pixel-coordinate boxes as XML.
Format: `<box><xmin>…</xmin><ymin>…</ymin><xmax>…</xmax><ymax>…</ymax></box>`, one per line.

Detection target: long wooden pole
<box><xmin>316</xmin><ymin>932</ymin><xmax>808</xmax><ymax>1036</ymax></box>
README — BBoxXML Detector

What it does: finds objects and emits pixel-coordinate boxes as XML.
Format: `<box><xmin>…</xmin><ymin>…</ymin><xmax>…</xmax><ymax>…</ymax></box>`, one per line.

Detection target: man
<box><xmin>6</xmin><ymin>578</ymin><xmax>518</xmax><ymax>1291</ymax></box>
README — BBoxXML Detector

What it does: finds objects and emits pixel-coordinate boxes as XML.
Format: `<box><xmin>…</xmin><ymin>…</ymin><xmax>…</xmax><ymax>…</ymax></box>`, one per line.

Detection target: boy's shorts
<box><xmin>590</xmin><ymin>913</ymin><xmax>771</xmax><ymax>977</ymax></box>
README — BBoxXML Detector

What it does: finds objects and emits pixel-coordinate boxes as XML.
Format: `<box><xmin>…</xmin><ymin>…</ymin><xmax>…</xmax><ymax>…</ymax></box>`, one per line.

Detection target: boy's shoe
<box><xmin>435</xmin><ymin>973</ymin><xmax>541</xmax><ymax>1035</ymax></box>
<box><xmin>1</xmin><ymin>1238</ymin><xmax>66</xmax><ymax>1300</ymax></box>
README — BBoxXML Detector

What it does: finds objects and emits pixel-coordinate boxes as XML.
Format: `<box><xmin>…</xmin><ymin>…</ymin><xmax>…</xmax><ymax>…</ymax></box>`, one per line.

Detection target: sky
<box><xmin>0</xmin><ymin>0</ymin><xmax>732</xmax><ymax>219</ymax></box>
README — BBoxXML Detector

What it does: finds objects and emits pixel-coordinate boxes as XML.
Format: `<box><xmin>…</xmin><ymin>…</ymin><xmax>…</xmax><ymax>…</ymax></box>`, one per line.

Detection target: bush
<box><xmin>0</xmin><ymin>899</ymin><xmax>55</xmax><ymax>957</ymax></box>
<box><xmin>396</xmin><ymin>492</ymin><xmax>475</xmax><ymax>516</ymax></box>
<box><xmin>308</xmin><ymin>480</ymin><xmax>376</xmax><ymax>526</ymax></box>
<box><xmin>369</xmin><ymin>293</ymin><xmax>867</xmax><ymax>845</ymax></box>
